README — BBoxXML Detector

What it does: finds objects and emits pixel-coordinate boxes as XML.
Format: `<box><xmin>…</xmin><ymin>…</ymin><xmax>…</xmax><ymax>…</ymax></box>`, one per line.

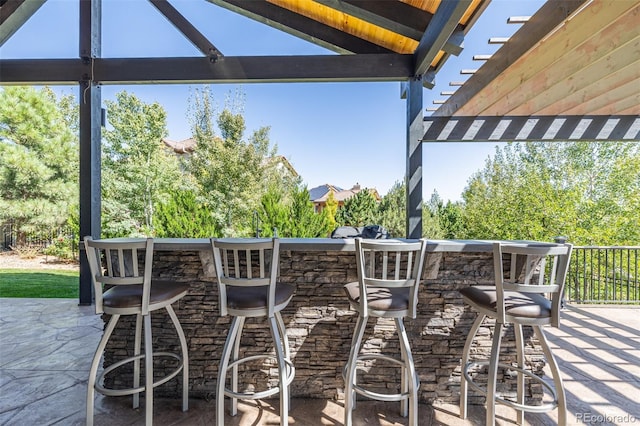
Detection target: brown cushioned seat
<box><xmin>103</xmin><ymin>280</ymin><xmax>190</xmax><ymax>309</ymax></box>
<box><xmin>226</xmin><ymin>283</ymin><xmax>295</xmax><ymax>310</ymax></box>
<box><xmin>459</xmin><ymin>285</ymin><xmax>552</xmax><ymax>318</ymax></box>
<box><xmin>344</xmin><ymin>281</ymin><xmax>410</xmax><ymax>312</ymax></box>
<box><xmin>343</xmin><ymin>238</ymin><xmax>428</xmax><ymax>426</ymax></box>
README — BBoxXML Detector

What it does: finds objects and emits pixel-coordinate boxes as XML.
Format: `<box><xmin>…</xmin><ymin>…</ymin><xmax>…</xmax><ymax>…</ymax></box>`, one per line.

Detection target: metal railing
<box><xmin>1</xmin><ymin>221</ymin><xmax>79</xmax><ymax>260</ymax></box>
<box><xmin>566</xmin><ymin>246</ymin><xmax>639</xmax><ymax>304</ymax></box>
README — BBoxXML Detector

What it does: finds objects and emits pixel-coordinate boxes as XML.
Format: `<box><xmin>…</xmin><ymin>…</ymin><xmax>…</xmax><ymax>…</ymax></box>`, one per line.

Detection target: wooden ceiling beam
<box><xmin>520</xmin><ymin>44</ymin><xmax>640</xmax><ymax>115</ymax></box>
<box><xmin>535</xmin><ymin>60</ymin><xmax>640</xmax><ymax>116</ymax></box>
<box><xmin>618</xmin><ymin>103</ymin><xmax>640</xmax><ymax>116</ymax></box>
<box><xmin>313</xmin><ymin>0</ymin><xmax>433</xmax><ymax>40</ymax></box>
<box><xmin>0</xmin><ymin>0</ymin><xmax>46</xmax><ymax>46</ymax></box>
<box><xmin>148</xmin><ymin>0</ymin><xmax>223</xmax><ymax>60</ymax></box>
<box><xmin>206</xmin><ymin>0</ymin><xmax>391</xmax><ymax>54</ymax></box>
<box><xmin>0</xmin><ymin>54</ymin><xmax>414</xmax><ymax>85</ymax></box>
<box><xmin>414</xmin><ymin>0</ymin><xmax>472</xmax><ymax>77</ymax></box>
<box><xmin>576</xmin><ymin>90</ymin><xmax>640</xmax><ymax>116</ymax></box>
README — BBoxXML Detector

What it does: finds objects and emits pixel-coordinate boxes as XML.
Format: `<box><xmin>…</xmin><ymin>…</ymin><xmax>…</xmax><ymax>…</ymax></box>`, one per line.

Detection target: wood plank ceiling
<box><xmin>434</xmin><ymin>0</ymin><xmax>640</xmax><ymax>117</ymax></box>
<box><xmin>423</xmin><ymin>0</ymin><xmax>640</xmax><ymax>143</ymax></box>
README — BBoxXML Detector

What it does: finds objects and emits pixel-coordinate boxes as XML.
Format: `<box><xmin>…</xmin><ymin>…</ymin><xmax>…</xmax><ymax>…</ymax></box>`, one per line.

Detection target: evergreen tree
<box><xmin>0</xmin><ymin>87</ymin><xmax>77</xmax><ymax>243</ymax></box>
<box><xmin>258</xmin><ymin>185</ymin><xmax>290</xmax><ymax>237</ymax></box>
<box><xmin>335</xmin><ymin>189</ymin><xmax>378</xmax><ymax>227</ymax></box>
<box><xmin>259</xmin><ymin>185</ymin><xmax>331</xmax><ymax>238</ymax></box>
<box><xmin>154</xmin><ymin>189</ymin><xmax>221</xmax><ymax>237</ymax></box>
<box><xmin>377</xmin><ymin>180</ymin><xmax>405</xmax><ymax>237</ymax></box>
<box><xmin>324</xmin><ymin>191</ymin><xmax>338</xmax><ymax>233</ymax></box>
<box><xmin>288</xmin><ymin>186</ymin><xmax>331</xmax><ymax>237</ymax></box>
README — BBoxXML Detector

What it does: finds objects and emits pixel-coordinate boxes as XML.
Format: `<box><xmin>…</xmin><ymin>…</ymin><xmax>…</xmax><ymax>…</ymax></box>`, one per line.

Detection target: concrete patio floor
<box><xmin>1</xmin><ymin>298</ymin><xmax>638</xmax><ymax>426</ymax></box>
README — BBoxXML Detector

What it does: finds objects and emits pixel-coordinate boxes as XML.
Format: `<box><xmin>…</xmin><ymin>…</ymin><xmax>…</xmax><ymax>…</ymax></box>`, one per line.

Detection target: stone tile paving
<box><xmin>0</xmin><ymin>299</ymin><xmax>638</xmax><ymax>425</ymax></box>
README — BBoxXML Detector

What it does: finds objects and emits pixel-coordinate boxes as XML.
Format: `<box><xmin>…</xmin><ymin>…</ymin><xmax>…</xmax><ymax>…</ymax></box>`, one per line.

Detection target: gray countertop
<box><xmin>116</xmin><ymin>237</ymin><xmax>558</xmax><ymax>253</ymax></box>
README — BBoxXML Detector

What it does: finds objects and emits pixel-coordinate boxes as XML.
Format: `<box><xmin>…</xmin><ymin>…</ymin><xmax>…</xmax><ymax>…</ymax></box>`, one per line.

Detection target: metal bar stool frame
<box><xmin>83</xmin><ymin>237</ymin><xmax>189</xmax><ymax>426</ymax></box>
<box><xmin>459</xmin><ymin>242</ymin><xmax>573</xmax><ymax>425</ymax></box>
<box><xmin>343</xmin><ymin>238</ymin><xmax>428</xmax><ymax>426</ymax></box>
<box><xmin>211</xmin><ymin>237</ymin><xmax>295</xmax><ymax>426</ymax></box>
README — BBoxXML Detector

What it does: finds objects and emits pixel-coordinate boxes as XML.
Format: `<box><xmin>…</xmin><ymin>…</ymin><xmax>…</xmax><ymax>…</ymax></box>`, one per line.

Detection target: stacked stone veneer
<box><xmin>103</xmin><ymin>249</ymin><xmax>546</xmax><ymax>405</ymax></box>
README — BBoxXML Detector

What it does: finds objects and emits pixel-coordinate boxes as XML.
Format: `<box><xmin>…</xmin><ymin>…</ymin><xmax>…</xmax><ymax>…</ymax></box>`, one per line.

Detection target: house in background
<box><xmin>162</xmin><ymin>137</ymin><xmax>372</xmax><ymax>210</ymax></box>
<box><xmin>162</xmin><ymin>137</ymin><xmax>197</xmax><ymax>156</ymax></box>
<box><xmin>310</xmin><ymin>183</ymin><xmax>380</xmax><ymax>213</ymax></box>
<box><xmin>162</xmin><ymin>138</ymin><xmax>298</xmax><ymax>180</ymax></box>
<box><xmin>265</xmin><ymin>155</ymin><xmax>299</xmax><ymax>180</ymax></box>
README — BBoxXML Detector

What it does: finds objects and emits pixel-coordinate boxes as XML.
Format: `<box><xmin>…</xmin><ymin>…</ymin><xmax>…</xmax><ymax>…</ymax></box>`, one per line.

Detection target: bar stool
<box><xmin>83</xmin><ymin>237</ymin><xmax>189</xmax><ymax>426</ymax></box>
<box><xmin>459</xmin><ymin>242</ymin><xmax>573</xmax><ymax>425</ymax></box>
<box><xmin>211</xmin><ymin>237</ymin><xmax>295</xmax><ymax>426</ymax></box>
<box><xmin>343</xmin><ymin>238</ymin><xmax>427</xmax><ymax>426</ymax></box>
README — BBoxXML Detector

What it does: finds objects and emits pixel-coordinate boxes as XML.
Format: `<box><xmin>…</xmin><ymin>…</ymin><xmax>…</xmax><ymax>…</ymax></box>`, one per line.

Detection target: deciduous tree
<box><xmin>461</xmin><ymin>141</ymin><xmax>639</xmax><ymax>245</ymax></box>
<box><xmin>186</xmin><ymin>87</ymin><xmax>281</xmax><ymax>236</ymax></box>
<box><xmin>102</xmin><ymin>91</ymin><xmax>182</xmax><ymax>236</ymax></box>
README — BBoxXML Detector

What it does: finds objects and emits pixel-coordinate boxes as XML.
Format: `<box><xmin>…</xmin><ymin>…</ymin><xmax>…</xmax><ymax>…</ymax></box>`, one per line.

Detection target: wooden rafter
<box><xmin>0</xmin><ymin>0</ymin><xmax>46</xmax><ymax>45</ymax></box>
<box><xmin>476</xmin><ymin>1</ymin><xmax>640</xmax><ymax>116</ymax></box>
<box><xmin>313</xmin><ymin>0</ymin><xmax>433</xmax><ymax>40</ymax></box>
<box><xmin>205</xmin><ymin>0</ymin><xmax>392</xmax><ymax>54</ymax></box>
<box><xmin>148</xmin><ymin>0</ymin><xmax>223</xmax><ymax>60</ymax></box>
<box><xmin>432</xmin><ymin>0</ymin><xmax>588</xmax><ymax>117</ymax></box>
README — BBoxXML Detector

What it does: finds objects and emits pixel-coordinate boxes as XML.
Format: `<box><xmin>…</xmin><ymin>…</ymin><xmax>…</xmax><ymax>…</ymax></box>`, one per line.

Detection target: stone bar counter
<box><xmin>102</xmin><ymin>238</ymin><xmax>550</xmax><ymax>406</ymax></box>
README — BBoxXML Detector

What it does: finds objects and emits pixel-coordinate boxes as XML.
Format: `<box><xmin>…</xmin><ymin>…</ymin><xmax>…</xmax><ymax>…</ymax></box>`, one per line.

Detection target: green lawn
<box><xmin>0</xmin><ymin>268</ymin><xmax>79</xmax><ymax>298</ymax></box>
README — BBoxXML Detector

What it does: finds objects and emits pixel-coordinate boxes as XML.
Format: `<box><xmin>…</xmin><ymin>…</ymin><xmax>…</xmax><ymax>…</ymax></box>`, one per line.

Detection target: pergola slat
<box><xmin>422</xmin><ymin>115</ymin><xmax>640</xmax><ymax>142</ymax></box>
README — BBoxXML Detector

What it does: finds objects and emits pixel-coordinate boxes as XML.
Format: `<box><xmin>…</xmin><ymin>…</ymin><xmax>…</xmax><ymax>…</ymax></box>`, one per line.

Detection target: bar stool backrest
<box><xmin>211</xmin><ymin>237</ymin><xmax>280</xmax><ymax>317</ymax></box>
<box><xmin>355</xmin><ymin>238</ymin><xmax>428</xmax><ymax>318</ymax></box>
<box><xmin>493</xmin><ymin>242</ymin><xmax>573</xmax><ymax>327</ymax></box>
<box><xmin>84</xmin><ymin>236</ymin><xmax>154</xmax><ymax>315</ymax></box>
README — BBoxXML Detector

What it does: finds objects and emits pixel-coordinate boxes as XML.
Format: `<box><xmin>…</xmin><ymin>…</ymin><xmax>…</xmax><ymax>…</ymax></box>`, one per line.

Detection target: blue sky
<box><xmin>1</xmin><ymin>0</ymin><xmax>544</xmax><ymax>201</ymax></box>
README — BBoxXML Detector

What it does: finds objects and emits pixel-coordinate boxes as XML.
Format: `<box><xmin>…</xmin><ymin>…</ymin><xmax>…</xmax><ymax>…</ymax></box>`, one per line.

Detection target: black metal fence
<box><xmin>566</xmin><ymin>246</ymin><xmax>640</xmax><ymax>304</ymax></box>
<box><xmin>1</xmin><ymin>221</ymin><xmax>79</xmax><ymax>260</ymax></box>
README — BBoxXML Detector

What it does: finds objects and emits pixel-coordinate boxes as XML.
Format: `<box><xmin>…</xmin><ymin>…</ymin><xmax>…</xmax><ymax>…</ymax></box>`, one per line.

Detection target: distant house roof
<box><xmin>162</xmin><ymin>137</ymin><xmax>196</xmax><ymax>154</ymax></box>
<box><xmin>265</xmin><ymin>155</ymin><xmax>299</xmax><ymax>178</ymax></box>
<box><xmin>309</xmin><ymin>184</ymin><xmax>343</xmax><ymax>202</ymax></box>
<box><xmin>310</xmin><ymin>183</ymin><xmax>380</xmax><ymax>205</ymax></box>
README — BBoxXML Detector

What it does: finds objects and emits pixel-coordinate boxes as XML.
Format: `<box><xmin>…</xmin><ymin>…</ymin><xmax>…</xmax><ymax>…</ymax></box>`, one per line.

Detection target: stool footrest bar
<box><xmin>463</xmin><ymin>360</ymin><xmax>559</xmax><ymax>413</ymax></box>
<box><xmin>95</xmin><ymin>352</ymin><xmax>184</xmax><ymax>397</ymax></box>
<box><xmin>223</xmin><ymin>354</ymin><xmax>295</xmax><ymax>401</ymax></box>
<box><xmin>343</xmin><ymin>353</ymin><xmax>420</xmax><ymax>403</ymax></box>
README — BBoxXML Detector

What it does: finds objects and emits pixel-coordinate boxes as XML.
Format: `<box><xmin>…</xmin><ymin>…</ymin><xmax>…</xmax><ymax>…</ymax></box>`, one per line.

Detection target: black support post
<box><xmin>405</xmin><ymin>77</ymin><xmax>423</xmax><ymax>239</ymax></box>
<box><xmin>78</xmin><ymin>0</ymin><xmax>102</xmax><ymax>306</ymax></box>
